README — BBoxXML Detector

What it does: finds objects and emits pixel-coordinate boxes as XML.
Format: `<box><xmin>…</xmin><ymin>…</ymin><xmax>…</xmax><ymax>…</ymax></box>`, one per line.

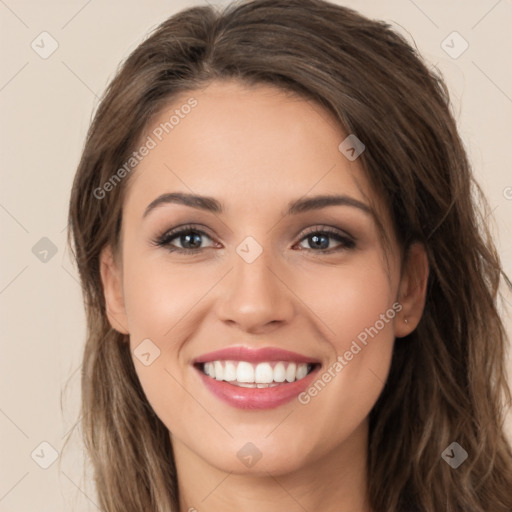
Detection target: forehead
<box><xmin>123</xmin><ymin>80</ymin><xmax>384</xmax><ymax>222</ymax></box>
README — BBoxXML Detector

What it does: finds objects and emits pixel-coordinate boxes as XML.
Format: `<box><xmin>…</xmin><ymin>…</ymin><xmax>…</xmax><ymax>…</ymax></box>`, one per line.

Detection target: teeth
<box><xmin>296</xmin><ymin>363</ymin><xmax>308</xmax><ymax>380</ymax></box>
<box><xmin>273</xmin><ymin>362</ymin><xmax>286</xmax><ymax>382</ymax></box>
<box><xmin>200</xmin><ymin>360</ymin><xmax>313</xmax><ymax>384</ymax></box>
<box><xmin>204</xmin><ymin>362</ymin><xmax>214</xmax><ymax>378</ymax></box>
<box><xmin>214</xmin><ymin>361</ymin><xmax>224</xmax><ymax>381</ymax></box>
<box><xmin>285</xmin><ymin>363</ymin><xmax>297</xmax><ymax>383</ymax></box>
<box><xmin>223</xmin><ymin>361</ymin><xmax>237</xmax><ymax>381</ymax></box>
<box><xmin>236</xmin><ymin>362</ymin><xmax>254</xmax><ymax>383</ymax></box>
<box><xmin>254</xmin><ymin>362</ymin><xmax>273</xmax><ymax>383</ymax></box>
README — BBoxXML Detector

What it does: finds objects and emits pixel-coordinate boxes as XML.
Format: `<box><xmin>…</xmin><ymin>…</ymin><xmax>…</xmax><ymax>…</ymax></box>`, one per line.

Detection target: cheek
<box><xmin>121</xmin><ymin>255</ymin><xmax>205</xmax><ymax>341</ymax></box>
<box><xmin>295</xmin><ymin>254</ymin><xmax>396</xmax><ymax>346</ymax></box>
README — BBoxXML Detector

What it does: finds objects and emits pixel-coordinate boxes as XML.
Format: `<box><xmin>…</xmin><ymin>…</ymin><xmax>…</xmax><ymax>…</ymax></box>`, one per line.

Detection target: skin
<box><xmin>100</xmin><ymin>80</ymin><xmax>429</xmax><ymax>512</ymax></box>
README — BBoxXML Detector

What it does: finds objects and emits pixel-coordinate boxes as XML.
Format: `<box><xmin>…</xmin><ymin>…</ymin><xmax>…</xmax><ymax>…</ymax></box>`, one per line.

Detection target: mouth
<box><xmin>192</xmin><ymin>346</ymin><xmax>322</xmax><ymax>409</ymax></box>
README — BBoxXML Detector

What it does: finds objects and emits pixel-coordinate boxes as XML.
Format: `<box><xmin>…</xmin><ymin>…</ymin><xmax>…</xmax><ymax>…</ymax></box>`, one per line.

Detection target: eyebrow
<box><xmin>143</xmin><ymin>192</ymin><xmax>374</xmax><ymax>218</ymax></box>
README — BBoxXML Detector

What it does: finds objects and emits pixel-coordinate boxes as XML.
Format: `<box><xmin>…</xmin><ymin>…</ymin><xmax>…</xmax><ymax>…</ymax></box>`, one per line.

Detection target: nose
<box><xmin>215</xmin><ymin>244</ymin><xmax>295</xmax><ymax>334</ymax></box>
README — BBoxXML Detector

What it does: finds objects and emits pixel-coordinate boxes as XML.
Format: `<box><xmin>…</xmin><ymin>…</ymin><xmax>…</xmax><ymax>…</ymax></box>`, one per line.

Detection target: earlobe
<box><xmin>395</xmin><ymin>242</ymin><xmax>429</xmax><ymax>338</ymax></box>
<box><xmin>99</xmin><ymin>245</ymin><xmax>130</xmax><ymax>335</ymax></box>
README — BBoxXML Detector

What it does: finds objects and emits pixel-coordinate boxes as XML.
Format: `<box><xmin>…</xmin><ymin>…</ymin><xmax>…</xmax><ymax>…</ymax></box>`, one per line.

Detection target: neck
<box><xmin>173</xmin><ymin>420</ymin><xmax>372</xmax><ymax>512</ymax></box>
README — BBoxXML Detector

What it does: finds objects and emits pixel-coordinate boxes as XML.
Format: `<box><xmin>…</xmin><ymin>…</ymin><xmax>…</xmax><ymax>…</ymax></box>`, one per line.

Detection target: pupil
<box><xmin>310</xmin><ymin>234</ymin><xmax>328</xmax><ymax>249</ymax></box>
<box><xmin>183</xmin><ymin>232</ymin><xmax>201</xmax><ymax>248</ymax></box>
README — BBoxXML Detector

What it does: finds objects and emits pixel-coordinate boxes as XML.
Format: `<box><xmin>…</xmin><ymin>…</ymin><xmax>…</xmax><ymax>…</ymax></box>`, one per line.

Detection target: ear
<box><xmin>395</xmin><ymin>242</ymin><xmax>429</xmax><ymax>338</ymax></box>
<box><xmin>99</xmin><ymin>245</ymin><xmax>129</xmax><ymax>335</ymax></box>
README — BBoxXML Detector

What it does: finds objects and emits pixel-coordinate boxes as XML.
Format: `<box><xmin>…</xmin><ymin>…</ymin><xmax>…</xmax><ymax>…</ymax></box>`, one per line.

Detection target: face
<box><xmin>101</xmin><ymin>80</ymin><xmax>426</xmax><ymax>479</ymax></box>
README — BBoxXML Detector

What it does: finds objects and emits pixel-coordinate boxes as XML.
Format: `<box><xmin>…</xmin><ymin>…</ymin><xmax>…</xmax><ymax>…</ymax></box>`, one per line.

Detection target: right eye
<box><xmin>153</xmin><ymin>224</ymin><xmax>218</xmax><ymax>254</ymax></box>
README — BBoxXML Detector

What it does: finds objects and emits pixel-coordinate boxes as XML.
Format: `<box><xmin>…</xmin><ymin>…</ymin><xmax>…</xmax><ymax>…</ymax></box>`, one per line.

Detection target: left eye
<box><xmin>296</xmin><ymin>229</ymin><xmax>356</xmax><ymax>252</ymax></box>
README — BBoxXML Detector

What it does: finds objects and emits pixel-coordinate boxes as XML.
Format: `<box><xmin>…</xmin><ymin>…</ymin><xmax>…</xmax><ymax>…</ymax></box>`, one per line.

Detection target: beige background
<box><xmin>0</xmin><ymin>0</ymin><xmax>511</xmax><ymax>510</ymax></box>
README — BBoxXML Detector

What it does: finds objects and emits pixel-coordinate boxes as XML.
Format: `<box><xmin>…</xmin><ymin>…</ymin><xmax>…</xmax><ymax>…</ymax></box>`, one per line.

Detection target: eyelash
<box><xmin>152</xmin><ymin>223</ymin><xmax>356</xmax><ymax>255</ymax></box>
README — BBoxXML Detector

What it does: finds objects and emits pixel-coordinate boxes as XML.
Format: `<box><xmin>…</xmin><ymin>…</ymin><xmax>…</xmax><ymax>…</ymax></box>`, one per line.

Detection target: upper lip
<box><xmin>193</xmin><ymin>346</ymin><xmax>321</xmax><ymax>365</ymax></box>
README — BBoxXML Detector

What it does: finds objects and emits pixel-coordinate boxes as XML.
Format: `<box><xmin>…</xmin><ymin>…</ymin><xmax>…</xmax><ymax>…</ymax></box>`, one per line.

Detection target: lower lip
<box><xmin>195</xmin><ymin>366</ymin><xmax>321</xmax><ymax>410</ymax></box>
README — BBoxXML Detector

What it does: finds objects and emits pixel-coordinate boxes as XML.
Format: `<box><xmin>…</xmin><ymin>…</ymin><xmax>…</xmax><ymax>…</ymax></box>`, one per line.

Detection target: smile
<box><xmin>193</xmin><ymin>346</ymin><xmax>322</xmax><ymax>409</ymax></box>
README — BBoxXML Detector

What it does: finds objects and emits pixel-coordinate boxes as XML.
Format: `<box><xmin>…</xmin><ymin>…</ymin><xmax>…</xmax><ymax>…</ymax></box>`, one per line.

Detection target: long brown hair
<box><xmin>67</xmin><ymin>0</ymin><xmax>512</xmax><ymax>510</ymax></box>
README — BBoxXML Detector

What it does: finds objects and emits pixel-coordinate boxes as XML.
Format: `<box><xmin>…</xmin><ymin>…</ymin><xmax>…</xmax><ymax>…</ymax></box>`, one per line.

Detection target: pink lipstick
<box><xmin>193</xmin><ymin>346</ymin><xmax>321</xmax><ymax>409</ymax></box>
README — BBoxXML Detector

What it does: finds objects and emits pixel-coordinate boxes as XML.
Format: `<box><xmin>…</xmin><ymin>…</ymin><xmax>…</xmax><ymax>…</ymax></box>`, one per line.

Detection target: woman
<box><xmin>67</xmin><ymin>0</ymin><xmax>512</xmax><ymax>510</ymax></box>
